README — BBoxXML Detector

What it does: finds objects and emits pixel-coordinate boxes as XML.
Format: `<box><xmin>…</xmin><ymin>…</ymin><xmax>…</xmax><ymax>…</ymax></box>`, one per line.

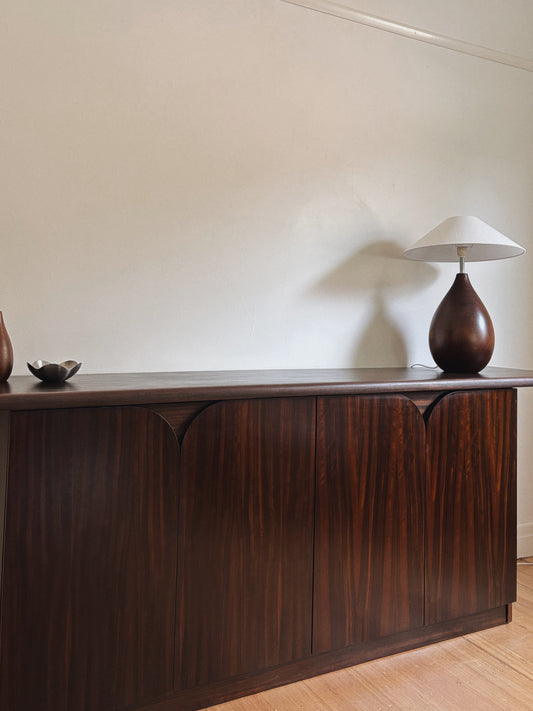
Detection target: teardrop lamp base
<box><xmin>429</xmin><ymin>273</ymin><xmax>494</xmax><ymax>373</ymax></box>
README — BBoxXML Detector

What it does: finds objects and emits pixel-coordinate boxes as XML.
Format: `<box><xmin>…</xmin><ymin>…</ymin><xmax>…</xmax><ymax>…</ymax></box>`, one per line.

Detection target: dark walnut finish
<box><xmin>314</xmin><ymin>395</ymin><xmax>425</xmax><ymax>652</ymax></box>
<box><xmin>176</xmin><ymin>398</ymin><xmax>316</xmax><ymax>688</ymax></box>
<box><xmin>0</xmin><ymin>407</ymin><xmax>179</xmax><ymax>711</ymax></box>
<box><xmin>0</xmin><ymin>368</ymin><xmax>532</xmax><ymax>711</ymax></box>
<box><xmin>426</xmin><ymin>389</ymin><xmax>517</xmax><ymax>624</ymax></box>
<box><xmin>0</xmin><ymin>366</ymin><xmax>532</xmax><ymax>410</ymax></box>
<box><xmin>429</xmin><ymin>273</ymin><xmax>495</xmax><ymax>373</ymax></box>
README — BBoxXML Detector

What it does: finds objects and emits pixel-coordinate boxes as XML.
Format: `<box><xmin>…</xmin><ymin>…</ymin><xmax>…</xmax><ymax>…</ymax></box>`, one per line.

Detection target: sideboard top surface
<box><xmin>0</xmin><ymin>367</ymin><xmax>533</xmax><ymax>411</ymax></box>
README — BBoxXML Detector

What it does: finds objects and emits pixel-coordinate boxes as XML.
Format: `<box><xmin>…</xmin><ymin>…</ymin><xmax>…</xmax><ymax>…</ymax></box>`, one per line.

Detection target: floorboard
<box><xmin>204</xmin><ymin>561</ymin><xmax>533</xmax><ymax>711</ymax></box>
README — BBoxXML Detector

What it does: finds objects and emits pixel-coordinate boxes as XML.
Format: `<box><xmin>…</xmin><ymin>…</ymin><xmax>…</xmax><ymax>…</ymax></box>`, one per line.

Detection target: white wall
<box><xmin>2</xmin><ymin>0</ymin><xmax>533</xmax><ymax>551</ymax></box>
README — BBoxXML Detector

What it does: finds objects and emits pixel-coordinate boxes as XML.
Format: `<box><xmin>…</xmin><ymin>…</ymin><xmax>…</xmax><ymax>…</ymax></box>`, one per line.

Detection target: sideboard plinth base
<box><xmin>141</xmin><ymin>605</ymin><xmax>509</xmax><ymax>711</ymax></box>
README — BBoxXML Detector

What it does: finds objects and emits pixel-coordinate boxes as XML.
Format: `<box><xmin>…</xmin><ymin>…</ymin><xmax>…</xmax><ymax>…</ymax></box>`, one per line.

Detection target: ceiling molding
<box><xmin>281</xmin><ymin>0</ymin><xmax>533</xmax><ymax>73</ymax></box>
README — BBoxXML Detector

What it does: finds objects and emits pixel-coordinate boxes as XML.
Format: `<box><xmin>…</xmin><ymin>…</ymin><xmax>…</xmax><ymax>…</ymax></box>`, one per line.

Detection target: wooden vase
<box><xmin>429</xmin><ymin>273</ymin><xmax>494</xmax><ymax>373</ymax></box>
<box><xmin>0</xmin><ymin>312</ymin><xmax>14</xmax><ymax>382</ymax></box>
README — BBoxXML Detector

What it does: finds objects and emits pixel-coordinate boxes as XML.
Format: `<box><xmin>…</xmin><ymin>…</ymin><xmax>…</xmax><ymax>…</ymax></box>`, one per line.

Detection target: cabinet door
<box><xmin>0</xmin><ymin>407</ymin><xmax>179</xmax><ymax>711</ymax></box>
<box><xmin>176</xmin><ymin>397</ymin><xmax>315</xmax><ymax>688</ymax></box>
<box><xmin>425</xmin><ymin>389</ymin><xmax>517</xmax><ymax>625</ymax></box>
<box><xmin>313</xmin><ymin>395</ymin><xmax>425</xmax><ymax>654</ymax></box>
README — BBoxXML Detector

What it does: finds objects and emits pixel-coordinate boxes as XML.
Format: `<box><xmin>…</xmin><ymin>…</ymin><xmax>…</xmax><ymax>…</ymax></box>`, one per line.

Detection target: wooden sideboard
<box><xmin>1</xmin><ymin>367</ymin><xmax>533</xmax><ymax>711</ymax></box>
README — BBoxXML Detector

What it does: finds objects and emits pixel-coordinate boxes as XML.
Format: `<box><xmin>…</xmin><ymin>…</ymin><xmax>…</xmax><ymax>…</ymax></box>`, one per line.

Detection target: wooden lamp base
<box><xmin>429</xmin><ymin>273</ymin><xmax>495</xmax><ymax>373</ymax></box>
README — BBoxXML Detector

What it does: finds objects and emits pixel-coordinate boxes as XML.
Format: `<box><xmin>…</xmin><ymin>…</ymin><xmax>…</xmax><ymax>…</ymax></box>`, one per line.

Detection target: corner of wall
<box><xmin>517</xmin><ymin>522</ymin><xmax>533</xmax><ymax>558</ymax></box>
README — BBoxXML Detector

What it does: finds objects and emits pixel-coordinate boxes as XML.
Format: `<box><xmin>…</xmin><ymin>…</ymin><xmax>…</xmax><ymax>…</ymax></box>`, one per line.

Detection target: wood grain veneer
<box><xmin>0</xmin><ymin>369</ymin><xmax>531</xmax><ymax>711</ymax></box>
<box><xmin>425</xmin><ymin>389</ymin><xmax>517</xmax><ymax>624</ymax></box>
<box><xmin>144</xmin><ymin>607</ymin><xmax>509</xmax><ymax>711</ymax></box>
<box><xmin>0</xmin><ymin>367</ymin><xmax>532</xmax><ymax>410</ymax></box>
<box><xmin>314</xmin><ymin>395</ymin><xmax>425</xmax><ymax>652</ymax></box>
<box><xmin>0</xmin><ymin>407</ymin><xmax>180</xmax><ymax>711</ymax></box>
<box><xmin>176</xmin><ymin>397</ymin><xmax>316</xmax><ymax>688</ymax></box>
<box><xmin>195</xmin><ymin>566</ymin><xmax>533</xmax><ymax>711</ymax></box>
<box><xmin>0</xmin><ymin>412</ymin><xmax>9</xmax><ymax>597</ymax></box>
<box><xmin>145</xmin><ymin>402</ymin><xmax>211</xmax><ymax>441</ymax></box>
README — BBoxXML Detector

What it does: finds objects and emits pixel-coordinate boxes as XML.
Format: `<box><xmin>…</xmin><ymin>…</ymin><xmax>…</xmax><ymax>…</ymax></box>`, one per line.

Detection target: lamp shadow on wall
<box><xmin>312</xmin><ymin>239</ymin><xmax>438</xmax><ymax>367</ymax></box>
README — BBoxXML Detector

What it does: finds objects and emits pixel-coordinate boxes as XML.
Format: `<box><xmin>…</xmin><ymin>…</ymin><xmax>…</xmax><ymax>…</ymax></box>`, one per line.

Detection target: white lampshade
<box><xmin>403</xmin><ymin>216</ymin><xmax>526</xmax><ymax>262</ymax></box>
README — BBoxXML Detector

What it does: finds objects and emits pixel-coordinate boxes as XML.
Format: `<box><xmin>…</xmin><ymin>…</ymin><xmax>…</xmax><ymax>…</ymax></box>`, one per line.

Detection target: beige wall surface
<box><xmin>2</xmin><ymin>0</ymin><xmax>533</xmax><ymax>552</ymax></box>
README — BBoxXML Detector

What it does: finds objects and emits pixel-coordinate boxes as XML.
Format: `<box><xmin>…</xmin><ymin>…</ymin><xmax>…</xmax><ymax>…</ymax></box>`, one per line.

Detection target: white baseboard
<box><xmin>517</xmin><ymin>522</ymin><xmax>533</xmax><ymax>558</ymax></box>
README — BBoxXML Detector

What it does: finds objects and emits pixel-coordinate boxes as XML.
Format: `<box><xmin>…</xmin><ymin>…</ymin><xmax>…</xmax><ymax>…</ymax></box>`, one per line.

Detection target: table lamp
<box><xmin>402</xmin><ymin>216</ymin><xmax>525</xmax><ymax>373</ymax></box>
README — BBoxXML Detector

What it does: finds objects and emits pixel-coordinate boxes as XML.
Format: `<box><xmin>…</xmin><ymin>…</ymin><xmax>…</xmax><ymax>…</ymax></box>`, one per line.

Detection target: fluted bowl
<box><xmin>27</xmin><ymin>360</ymin><xmax>82</xmax><ymax>383</ymax></box>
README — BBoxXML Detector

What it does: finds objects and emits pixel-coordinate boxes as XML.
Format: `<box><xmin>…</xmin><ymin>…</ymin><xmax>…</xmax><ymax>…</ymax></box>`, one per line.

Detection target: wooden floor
<box><xmin>206</xmin><ymin>560</ymin><xmax>533</xmax><ymax>711</ymax></box>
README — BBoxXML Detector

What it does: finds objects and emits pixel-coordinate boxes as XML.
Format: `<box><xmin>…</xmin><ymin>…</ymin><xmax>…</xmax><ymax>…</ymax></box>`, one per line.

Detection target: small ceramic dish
<box><xmin>27</xmin><ymin>360</ymin><xmax>82</xmax><ymax>383</ymax></box>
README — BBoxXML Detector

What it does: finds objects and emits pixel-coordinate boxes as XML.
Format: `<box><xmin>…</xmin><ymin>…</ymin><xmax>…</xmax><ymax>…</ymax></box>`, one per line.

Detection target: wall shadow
<box><xmin>355</xmin><ymin>291</ymin><xmax>408</xmax><ymax>367</ymax></box>
<box><xmin>311</xmin><ymin>237</ymin><xmax>438</xmax><ymax>366</ymax></box>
